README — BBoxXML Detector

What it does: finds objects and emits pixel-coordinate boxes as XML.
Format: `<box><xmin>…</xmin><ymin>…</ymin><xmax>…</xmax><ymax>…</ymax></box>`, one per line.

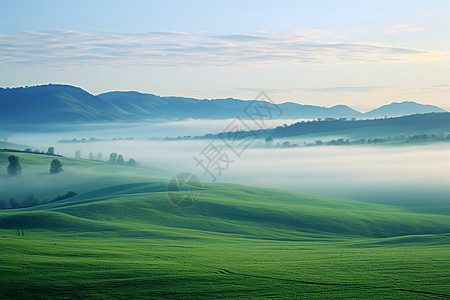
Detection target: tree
<box><xmin>22</xmin><ymin>194</ymin><xmax>39</xmax><ymax>207</ymax></box>
<box><xmin>117</xmin><ymin>154</ymin><xmax>124</xmax><ymax>165</ymax></box>
<box><xmin>89</xmin><ymin>152</ymin><xmax>95</xmax><ymax>160</ymax></box>
<box><xmin>24</xmin><ymin>148</ymin><xmax>32</xmax><ymax>153</ymax></box>
<box><xmin>9</xmin><ymin>198</ymin><xmax>20</xmax><ymax>209</ymax></box>
<box><xmin>7</xmin><ymin>155</ymin><xmax>21</xmax><ymax>176</ymax></box>
<box><xmin>128</xmin><ymin>158</ymin><xmax>137</xmax><ymax>167</ymax></box>
<box><xmin>265</xmin><ymin>136</ymin><xmax>273</xmax><ymax>146</ymax></box>
<box><xmin>0</xmin><ymin>200</ymin><xmax>7</xmax><ymax>209</ymax></box>
<box><xmin>96</xmin><ymin>152</ymin><xmax>103</xmax><ymax>161</ymax></box>
<box><xmin>49</xmin><ymin>159</ymin><xmax>63</xmax><ymax>174</ymax></box>
<box><xmin>53</xmin><ymin>190</ymin><xmax>77</xmax><ymax>202</ymax></box>
<box><xmin>109</xmin><ymin>152</ymin><xmax>118</xmax><ymax>163</ymax></box>
<box><xmin>47</xmin><ymin>146</ymin><xmax>55</xmax><ymax>155</ymax></box>
<box><xmin>75</xmin><ymin>150</ymin><xmax>82</xmax><ymax>159</ymax></box>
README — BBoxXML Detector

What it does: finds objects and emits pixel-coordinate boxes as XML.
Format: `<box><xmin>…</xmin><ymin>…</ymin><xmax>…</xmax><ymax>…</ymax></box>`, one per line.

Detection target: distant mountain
<box><xmin>100</xmin><ymin>92</ymin><xmax>364</xmax><ymax>120</ymax></box>
<box><xmin>276</xmin><ymin>102</ymin><xmax>363</xmax><ymax>119</ymax></box>
<box><xmin>99</xmin><ymin>92</ymin><xmax>240</xmax><ymax>120</ymax></box>
<box><xmin>364</xmin><ymin>101</ymin><xmax>446</xmax><ymax>118</ymax></box>
<box><xmin>0</xmin><ymin>84</ymin><xmax>446</xmax><ymax>125</ymax></box>
<box><xmin>0</xmin><ymin>84</ymin><xmax>125</xmax><ymax>123</ymax></box>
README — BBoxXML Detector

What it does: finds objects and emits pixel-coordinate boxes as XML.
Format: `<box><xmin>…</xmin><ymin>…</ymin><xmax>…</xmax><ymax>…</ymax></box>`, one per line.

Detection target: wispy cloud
<box><xmin>236</xmin><ymin>84</ymin><xmax>450</xmax><ymax>96</ymax></box>
<box><xmin>384</xmin><ymin>23</ymin><xmax>424</xmax><ymax>33</ymax></box>
<box><xmin>429</xmin><ymin>84</ymin><xmax>450</xmax><ymax>88</ymax></box>
<box><xmin>307</xmin><ymin>86</ymin><xmax>387</xmax><ymax>93</ymax></box>
<box><xmin>236</xmin><ymin>86</ymin><xmax>387</xmax><ymax>94</ymax></box>
<box><xmin>0</xmin><ymin>29</ymin><xmax>442</xmax><ymax>68</ymax></box>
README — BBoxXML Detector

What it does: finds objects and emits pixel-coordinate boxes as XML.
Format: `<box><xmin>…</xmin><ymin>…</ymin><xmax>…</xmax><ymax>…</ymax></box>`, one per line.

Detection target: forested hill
<box><xmin>198</xmin><ymin>112</ymin><xmax>450</xmax><ymax>139</ymax></box>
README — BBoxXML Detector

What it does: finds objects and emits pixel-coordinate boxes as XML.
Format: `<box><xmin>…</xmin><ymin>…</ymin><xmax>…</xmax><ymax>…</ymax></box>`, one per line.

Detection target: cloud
<box><xmin>384</xmin><ymin>23</ymin><xmax>424</xmax><ymax>33</ymax></box>
<box><xmin>211</xmin><ymin>34</ymin><xmax>270</xmax><ymax>42</ymax></box>
<box><xmin>307</xmin><ymin>86</ymin><xmax>387</xmax><ymax>93</ymax></box>
<box><xmin>0</xmin><ymin>29</ymin><xmax>442</xmax><ymax>68</ymax></box>
<box><xmin>429</xmin><ymin>84</ymin><xmax>450</xmax><ymax>88</ymax></box>
<box><xmin>236</xmin><ymin>84</ymin><xmax>450</xmax><ymax>99</ymax></box>
<box><xmin>237</xmin><ymin>86</ymin><xmax>387</xmax><ymax>94</ymax></box>
<box><xmin>307</xmin><ymin>84</ymin><xmax>450</xmax><ymax>95</ymax></box>
<box><xmin>236</xmin><ymin>87</ymin><xmax>305</xmax><ymax>94</ymax></box>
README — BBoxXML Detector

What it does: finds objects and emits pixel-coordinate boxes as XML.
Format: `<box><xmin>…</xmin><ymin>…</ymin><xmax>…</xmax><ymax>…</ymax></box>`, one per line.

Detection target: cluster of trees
<box><xmin>59</xmin><ymin>137</ymin><xmax>134</xmax><ymax>143</ymax></box>
<box><xmin>6</xmin><ymin>155</ymin><xmax>63</xmax><ymax>176</ymax></box>
<box><xmin>262</xmin><ymin>137</ymin><xmax>298</xmax><ymax>148</ymax></box>
<box><xmin>306</xmin><ymin>133</ymin><xmax>450</xmax><ymax>147</ymax></box>
<box><xmin>253</xmin><ymin>137</ymin><xmax>299</xmax><ymax>148</ymax></box>
<box><xmin>89</xmin><ymin>152</ymin><xmax>103</xmax><ymax>161</ymax></box>
<box><xmin>0</xmin><ymin>190</ymin><xmax>77</xmax><ymax>209</ymax></box>
<box><xmin>75</xmin><ymin>150</ymin><xmax>103</xmax><ymax>160</ymax></box>
<box><xmin>5</xmin><ymin>148</ymin><xmax>136</xmax><ymax>177</ymax></box>
<box><xmin>74</xmin><ymin>150</ymin><xmax>136</xmax><ymax>166</ymax></box>
<box><xmin>406</xmin><ymin>133</ymin><xmax>450</xmax><ymax>143</ymax></box>
<box><xmin>254</xmin><ymin>132</ymin><xmax>450</xmax><ymax>150</ymax></box>
<box><xmin>59</xmin><ymin>137</ymin><xmax>101</xmax><ymax>143</ymax></box>
<box><xmin>23</xmin><ymin>146</ymin><xmax>58</xmax><ymax>155</ymax></box>
<box><xmin>108</xmin><ymin>152</ymin><xmax>137</xmax><ymax>166</ymax></box>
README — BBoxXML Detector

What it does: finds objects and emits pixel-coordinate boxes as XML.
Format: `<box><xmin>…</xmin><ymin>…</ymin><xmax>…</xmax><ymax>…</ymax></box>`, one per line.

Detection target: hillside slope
<box><xmin>0</xmin><ymin>152</ymin><xmax>449</xmax><ymax>239</ymax></box>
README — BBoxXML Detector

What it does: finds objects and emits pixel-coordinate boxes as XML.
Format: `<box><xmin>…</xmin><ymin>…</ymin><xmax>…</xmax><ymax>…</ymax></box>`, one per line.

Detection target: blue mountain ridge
<box><xmin>0</xmin><ymin>84</ymin><xmax>445</xmax><ymax>124</ymax></box>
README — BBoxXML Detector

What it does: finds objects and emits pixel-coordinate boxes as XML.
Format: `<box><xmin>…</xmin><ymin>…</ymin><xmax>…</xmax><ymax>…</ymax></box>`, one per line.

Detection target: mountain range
<box><xmin>0</xmin><ymin>84</ymin><xmax>446</xmax><ymax>124</ymax></box>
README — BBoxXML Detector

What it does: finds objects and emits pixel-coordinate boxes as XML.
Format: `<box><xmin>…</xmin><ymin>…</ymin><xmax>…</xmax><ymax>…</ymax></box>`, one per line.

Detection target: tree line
<box><xmin>305</xmin><ymin>133</ymin><xmax>450</xmax><ymax>147</ymax></box>
<box><xmin>0</xmin><ymin>190</ymin><xmax>77</xmax><ymax>209</ymax></box>
<box><xmin>73</xmin><ymin>150</ymin><xmax>137</xmax><ymax>166</ymax></box>
<box><xmin>3</xmin><ymin>148</ymin><xmax>137</xmax><ymax>177</ymax></box>
<box><xmin>255</xmin><ymin>132</ymin><xmax>450</xmax><ymax>150</ymax></box>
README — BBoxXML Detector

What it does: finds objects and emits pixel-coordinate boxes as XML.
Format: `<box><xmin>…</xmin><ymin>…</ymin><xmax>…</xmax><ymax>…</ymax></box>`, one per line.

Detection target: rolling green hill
<box><xmin>1</xmin><ymin>151</ymin><xmax>449</xmax><ymax>239</ymax></box>
<box><xmin>0</xmin><ymin>152</ymin><xmax>449</xmax><ymax>298</ymax></box>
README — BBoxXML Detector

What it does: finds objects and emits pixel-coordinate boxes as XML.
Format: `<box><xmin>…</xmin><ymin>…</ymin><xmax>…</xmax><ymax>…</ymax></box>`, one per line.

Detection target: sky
<box><xmin>0</xmin><ymin>0</ymin><xmax>449</xmax><ymax>111</ymax></box>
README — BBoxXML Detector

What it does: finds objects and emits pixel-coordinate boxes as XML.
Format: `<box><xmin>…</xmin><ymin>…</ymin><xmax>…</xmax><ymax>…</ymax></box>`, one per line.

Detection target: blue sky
<box><xmin>1</xmin><ymin>0</ymin><xmax>449</xmax><ymax>110</ymax></box>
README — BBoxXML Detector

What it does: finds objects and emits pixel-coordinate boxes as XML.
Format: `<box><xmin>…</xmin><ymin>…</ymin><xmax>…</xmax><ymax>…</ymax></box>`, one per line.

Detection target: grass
<box><xmin>0</xmin><ymin>152</ymin><xmax>449</xmax><ymax>299</ymax></box>
<box><xmin>1</xmin><ymin>232</ymin><xmax>449</xmax><ymax>299</ymax></box>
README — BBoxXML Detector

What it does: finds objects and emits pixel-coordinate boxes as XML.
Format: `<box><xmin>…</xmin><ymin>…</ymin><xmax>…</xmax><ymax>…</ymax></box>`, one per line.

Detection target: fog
<box><xmin>3</xmin><ymin>118</ymin><xmax>311</xmax><ymax>144</ymax></box>
<box><xmin>2</xmin><ymin>120</ymin><xmax>450</xmax><ymax>208</ymax></box>
<box><xmin>56</xmin><ymin>141</ymin><xmax>449</xmax><ymax>207</ymax></box>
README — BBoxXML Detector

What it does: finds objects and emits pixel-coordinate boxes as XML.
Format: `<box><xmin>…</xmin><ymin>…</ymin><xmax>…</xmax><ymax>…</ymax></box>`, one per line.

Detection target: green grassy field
<box><xmin>0</xmin><ymin>152</ymin><xmax>449</xmax><ymax>299</ymax></box>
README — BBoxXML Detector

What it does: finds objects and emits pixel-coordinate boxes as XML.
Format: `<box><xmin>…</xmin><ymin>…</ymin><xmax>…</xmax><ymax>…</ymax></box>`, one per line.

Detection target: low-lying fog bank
<box><xmin>2</xmin><ymin>120</ymin><xmax>449</xmax><ymax>208</ymax></box>
<box><xmin>1</xmin><ymin>118</ymin><xmax>311</xmax><ymax>143</ymax></box>
<box><xmin>6</xmin><ymin>140</ymin><xmax>450</xmax><ymax>208</ymax></box>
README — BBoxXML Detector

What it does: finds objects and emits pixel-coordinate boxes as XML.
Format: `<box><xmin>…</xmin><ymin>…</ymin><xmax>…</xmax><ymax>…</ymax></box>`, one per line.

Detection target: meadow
<box><xmin>0</xmin><ymin>151</ymin><xmax>449</xmax><ymax>298</ymax></box>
